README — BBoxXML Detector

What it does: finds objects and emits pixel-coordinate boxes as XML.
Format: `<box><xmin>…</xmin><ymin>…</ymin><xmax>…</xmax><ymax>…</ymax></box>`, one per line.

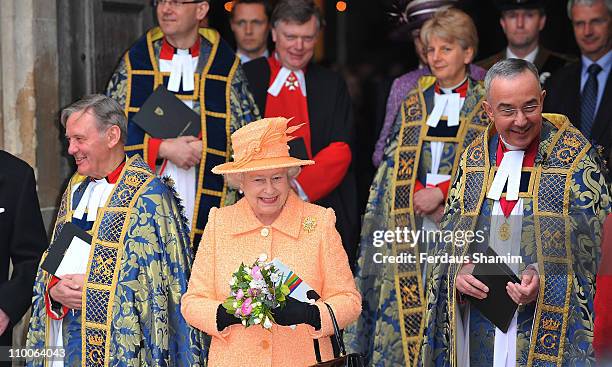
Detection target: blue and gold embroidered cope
<box><xmin>26</xmin><ymin>156</ymin><xmax>206</xmax><ymax>367</ymax></box>
<box><xmin>125</xmin><ymin>27</ymin><xmax>235</xmax><ymax>248</ymax></box>
<box><xmin>345</xmin><ymin>76</ymin><xmax>489</xmax><ymax>367</ymax></box>
<box><xmin>422</xmin><ymin>114</ymin><xmax>610</xmax><ymax>367</ymax></box>
<box><xmin>105</xmin><ymin>25</ymin><xmax>261</xmax><ymax>249</ymax></box>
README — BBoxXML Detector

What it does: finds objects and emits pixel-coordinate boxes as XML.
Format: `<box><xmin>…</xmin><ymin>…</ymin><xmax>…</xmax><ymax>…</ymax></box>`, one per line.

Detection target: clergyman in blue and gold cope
<box><xmin>106</xmin><ymin>22</ymin><xmax>260</xmax><ymax>251</ymax></box>
<box><xmin>421</xmin><ymin>59</ymin><xmax>610</xmax><ymax>366</ymax></box>
<box><xmin>345</xmin><ymin>8</ymin><xmax>490</xmax><ymax>366</ymax></box>
<box><xmin>25</xmin><ymin>95</ymin><xmax>206</xmax><ymax>367</ymax></box>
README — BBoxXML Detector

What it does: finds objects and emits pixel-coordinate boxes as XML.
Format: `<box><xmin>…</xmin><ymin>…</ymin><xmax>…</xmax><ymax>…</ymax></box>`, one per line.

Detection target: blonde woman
<box><xmin>346</xmin><ymin>8</ymin><xmax>490</xmax><ymax>366</ymax></box>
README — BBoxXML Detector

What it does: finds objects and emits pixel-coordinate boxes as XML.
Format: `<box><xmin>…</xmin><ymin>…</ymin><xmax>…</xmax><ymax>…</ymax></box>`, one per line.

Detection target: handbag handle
<box><xmin>324</xmin><ymin>302</ymin><xmax>347</xmax><ymax>357</ymax></box>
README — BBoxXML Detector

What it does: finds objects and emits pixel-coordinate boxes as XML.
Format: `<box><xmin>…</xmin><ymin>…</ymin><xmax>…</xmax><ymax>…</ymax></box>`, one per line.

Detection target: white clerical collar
<box><xmin>439</xmin><ymin>77</ymin><xmax>467</xmax><ymax>94</ymax></box>
<box><xmin>164</xmin><ymin>48</ymin><xmax>197</xmax><ymax>92</ymax></box>
<box><xmin>267</xmin><ymin>55</ymin><xmax>307</xmax><ymax>97</ymax></box>
<box><xmin>487</xmin><ymin>136</ymin><xmax>525</xmax><ymax>201</ymax></box>
<box><xmin>72</xmin><ymin>178</ymin><xmax>115</xmax><ymax>222</ymax></box>
<box><xmin>499</xmin><ymin>134</ymin><xmax>523</xmax><ymax>151</ymax></box>
<box><xmin>506</xmin><ymin>46</ymin><xmax>539</xmax><ymax>64</ymax></box>
<box><xmin>425</xmin><ymin>78</ymin><xmax>468</xmax><ymax>128</ymax></box>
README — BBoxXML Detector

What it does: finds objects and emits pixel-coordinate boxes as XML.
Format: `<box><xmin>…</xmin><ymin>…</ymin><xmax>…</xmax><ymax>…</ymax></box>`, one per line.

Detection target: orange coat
<box><xmin>181</xmin><ymin>192</ymin><xmax>362</xmax><ymax>367</ymax></box>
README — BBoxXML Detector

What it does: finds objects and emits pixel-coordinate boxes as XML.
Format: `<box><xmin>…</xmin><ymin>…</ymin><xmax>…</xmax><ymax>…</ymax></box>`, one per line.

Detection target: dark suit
<box><xmin>544</xmin><ymin>60</ymin><xmax>612</xmax><ymax>172</ymax></box>
<box><xmin>0</xmin><ymin>151</ymin><xmax>47</xmax><ymax>351</ymax></box>
<box><xmin>478</xmin><ymin>47</ymin><xmax>575</xmax><ymax>84</ymax></box>
<box><xmin>243</xmin><ymin>58</ymin><xmax>359</xmax><ymax>270</ymax></box>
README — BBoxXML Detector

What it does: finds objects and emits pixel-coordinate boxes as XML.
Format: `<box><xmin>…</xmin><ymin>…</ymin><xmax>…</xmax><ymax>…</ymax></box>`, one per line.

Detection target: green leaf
<box><xmin>222</xmin><ymin>297</ymin><xmax>238</xmax><ymax>312</ymax></box>
<box><xmin>280</xmin><ymin>284</ymin><xmax>290</xmax><ymax>295</ymax></box>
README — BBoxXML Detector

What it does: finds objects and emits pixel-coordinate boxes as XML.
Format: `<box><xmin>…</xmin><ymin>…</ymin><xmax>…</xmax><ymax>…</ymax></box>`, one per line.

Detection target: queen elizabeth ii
<box><xmin>181</xmin><ymin>117</ymin><xmax>361</xmax><ymax>366</ymax></box>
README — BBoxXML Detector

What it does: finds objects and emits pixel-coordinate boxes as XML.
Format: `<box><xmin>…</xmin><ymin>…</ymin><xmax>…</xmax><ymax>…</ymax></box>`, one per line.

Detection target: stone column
<box><xmin>0</xmin><ymin>0</ymin><xmax>62</xmax><ymax>227</ymax></box>
<box><xmin>0</xmin><ymin>0</ymin><xmax>61</xmax><ymax>353</ymax></box>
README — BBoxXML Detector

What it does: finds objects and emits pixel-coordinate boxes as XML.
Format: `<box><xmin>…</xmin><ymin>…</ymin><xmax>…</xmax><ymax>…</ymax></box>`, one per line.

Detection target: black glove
<box><xmin>272</xmin><ymin>297</ymin><xmax>321</xmax><ymax>330</ymax></box>
<box><xmin>216</xmin><ymin>304</ymin><xmax>242</xmax><ymax>331</ymax></box>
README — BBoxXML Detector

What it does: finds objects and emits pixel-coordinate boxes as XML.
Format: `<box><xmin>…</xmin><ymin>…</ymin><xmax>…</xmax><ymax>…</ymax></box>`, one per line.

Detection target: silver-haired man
<box><xmin>26</xmin><ymin>95</ymin><xmax>206</xmax><ymax>366</ymax></box>
<box><xmin>422</xmin><ymin>58</ymin><xmax>610</xmax><ymax>366</ymax></box>
<box><xmin>544</xmin><ymin>0</ymin><xmax>612</xmax><ymax>172</ymax></box>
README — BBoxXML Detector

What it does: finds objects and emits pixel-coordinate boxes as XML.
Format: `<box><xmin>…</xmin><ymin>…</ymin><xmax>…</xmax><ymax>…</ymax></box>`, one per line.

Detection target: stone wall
<box><xmin>0</xmin><ymin>0</ymin><xmax>62</xmax><ymax>230</ymax></box>
<box><xmin>0</xmin><ymin>0</ymin><xmax>61</xmax><ymax>355</ymax></box>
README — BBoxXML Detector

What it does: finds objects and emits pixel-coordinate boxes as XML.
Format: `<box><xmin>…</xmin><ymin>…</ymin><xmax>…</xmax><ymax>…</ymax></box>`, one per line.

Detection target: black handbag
<box><xmin>309</xmin><ymin>303</ymin><xmax>365</xmax><ymax>367</ymax></box>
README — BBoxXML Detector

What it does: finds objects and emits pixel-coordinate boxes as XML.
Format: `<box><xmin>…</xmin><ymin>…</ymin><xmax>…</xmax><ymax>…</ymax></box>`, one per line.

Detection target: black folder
<box><xmin>41</xmin><ymin>223</ymin><xmax>92</xmax><ymax>277</ymax></box>
<box><xmin>466</xmin><ymin>247</ymin><xmax>520</xmax><ymax>333</ymax></box>
<box><xmin>288</xmin><ymin>137</ymin><xmax>309</xmax><ymax>160</ymax></box>
<box><xmin>132</xmin><ymin>85</ymin><xmax>201</xmax><ymax>139</ymax></box>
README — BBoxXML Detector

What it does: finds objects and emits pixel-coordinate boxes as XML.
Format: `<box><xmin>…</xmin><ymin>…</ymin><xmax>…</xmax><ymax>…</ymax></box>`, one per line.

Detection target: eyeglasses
<box><xmin>152</xmin><ymin>0</ymin><xmax>205</xmax><ymax>7</ymax></box>
<box><xmin>497</xmin><ymin>104</ymin><xmax>541</xmax><ymax>118</ymax></box>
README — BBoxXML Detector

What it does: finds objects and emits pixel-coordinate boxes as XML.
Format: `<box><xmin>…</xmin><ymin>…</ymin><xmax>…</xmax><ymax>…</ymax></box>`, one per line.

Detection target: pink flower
<box><xmin>251</xmin><ymin>266</ymin><xmax>263</xmax><ymax>280</ymax></box>
<box><xmin>236</xmin><ymin>288</ymin><xmax>244</xmax><ymax>300</ymax></box>
<box><xmin>241</xmin><ymin>298</ymin><xmax>253</xmax><ymax>316</ymax></box>
<box><xmin>249</xmin><ymin>288</ymin><xmax>260</xmax><ymax>297</ymax></box>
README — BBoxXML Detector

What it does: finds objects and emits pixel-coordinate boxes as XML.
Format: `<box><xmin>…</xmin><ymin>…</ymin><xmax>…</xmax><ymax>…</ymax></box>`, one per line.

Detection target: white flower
<box><xmin>258</xmin><ymin>253</ymin><xmax>268</xmax><ymax>262</ymax></box>
<box><xmin>263</xmin><ymin>317</ymin><xmax>273</xmax><ymax>329</ymax></box>
<box><xmin>229</xmin><ymin>277</ymin><xmax>236</xmax><ymax>286</ymax></box>
<box><xmin>270</xmin><ymin>273</ymin><xmax>280</xmax><ymax>283</ymax></box>
<box><xmin>242</xmin><ymin>319</ymin><xmax>247</xmax><ymax>326</ymax></box>
<box><xmin>250</xmin><ymin>279</ymin><xmax>267</xmax><ymax>290</ymax></box>
<box><xmin>254</xmin><ymin>318</ymin><xmax>261</xmax><ymax>324</ymax></box>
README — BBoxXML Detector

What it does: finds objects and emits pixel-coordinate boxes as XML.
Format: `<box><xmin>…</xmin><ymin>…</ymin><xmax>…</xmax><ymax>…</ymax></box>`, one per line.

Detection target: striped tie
<box><xmin>580</xmin><ymin>63</ymin><xmax>602</xmax><ymax>138</ymax></box>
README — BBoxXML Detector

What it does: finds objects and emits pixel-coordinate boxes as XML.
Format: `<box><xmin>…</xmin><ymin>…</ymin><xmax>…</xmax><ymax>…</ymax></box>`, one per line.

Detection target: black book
<box><xmin>132</xmin><ymin>85</ymin><xmax>201</xmax><ymax>139</ymax></box>
<box><xmin>41</xmin><ymin>222</ymin><xmax>92</xmax><ymax>277</ymax></box>
<box><xmin>466</xmin><ymin>247</ymin><xmax>521</xmax><ymax>333</ymax></box>
<box><xmin>288</xmin><ymin>137</ymin><xmax>309</xmax><ymax>160</ymax></box>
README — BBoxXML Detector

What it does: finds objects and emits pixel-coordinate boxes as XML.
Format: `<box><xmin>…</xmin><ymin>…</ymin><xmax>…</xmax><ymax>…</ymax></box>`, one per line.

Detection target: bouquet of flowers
<box><xmin>222</xmin><ymin>254</ymin><xmax>290</xmax><ymax>329</ymax></box>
